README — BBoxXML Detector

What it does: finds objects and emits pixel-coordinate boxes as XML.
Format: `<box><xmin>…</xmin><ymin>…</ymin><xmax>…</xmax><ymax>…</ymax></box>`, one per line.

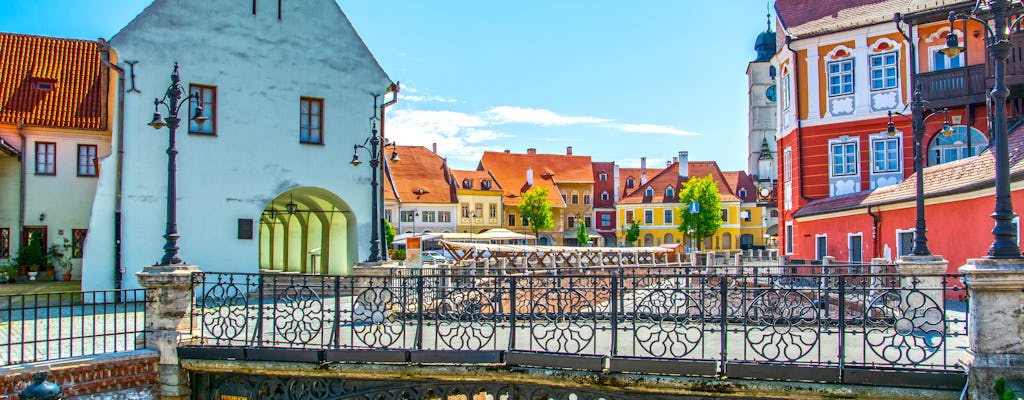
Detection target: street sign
<box><xmin>688</xmin><ymin>202</ymin><xmax>700</xmax><ymax>213</ymax></box>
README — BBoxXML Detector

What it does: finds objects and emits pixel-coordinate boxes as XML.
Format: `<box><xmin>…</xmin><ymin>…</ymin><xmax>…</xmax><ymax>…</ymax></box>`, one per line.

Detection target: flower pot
<box><xmin>27</xmin><ymin>271</ymin><xmax>38</xmax><ymax>281</ymax></box>
<box><xmin>62</xmin><ymin>273</ymin><xmax>72</xmax><ymax>282</ymax></box>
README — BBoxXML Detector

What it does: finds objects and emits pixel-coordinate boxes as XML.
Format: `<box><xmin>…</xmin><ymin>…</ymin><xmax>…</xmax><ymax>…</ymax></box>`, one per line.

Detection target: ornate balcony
<box><xmin>916</xmin><ymin>64</ymin><xmax>986</xmax><ymax>109</ymax></box>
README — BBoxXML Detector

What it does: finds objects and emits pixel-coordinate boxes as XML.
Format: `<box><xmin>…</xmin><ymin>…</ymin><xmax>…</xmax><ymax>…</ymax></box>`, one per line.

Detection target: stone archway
<box><xmin>258</xmin><ymin>187</ymin><xmax>357</xmax><ymax>275</ymax></box>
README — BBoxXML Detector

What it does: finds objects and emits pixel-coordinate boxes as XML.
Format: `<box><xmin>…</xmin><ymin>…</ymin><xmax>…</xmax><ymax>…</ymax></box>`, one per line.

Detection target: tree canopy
<box><xmin>625</xmin><ymin>218</ymin><xmax>641</xmax><ymax>247</ymax></box>
<box><xmin>518</xmin><ymin>187</ymin><xmax>554</xmax><ymax>239</ymax></box>
<box><xmin>677</xmin><ymin>174</ymin><xmax>723</xmax><ymax>251</ymax></box>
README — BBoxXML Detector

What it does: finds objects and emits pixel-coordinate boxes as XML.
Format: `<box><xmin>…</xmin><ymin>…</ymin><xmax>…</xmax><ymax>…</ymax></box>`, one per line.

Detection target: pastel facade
<box><xmin>0</xmin><ymin>33</ymin><xmax>115</xmax><ymax>279</ymax></box>
<box><xmin>451</xmin><ymin>169</ymin><xmax>503</xmax><ymax>234</ymax></box>
<box><xmin>384</xmin><ymin>145</ymin><xmax>458</xmax><ymax>235</ymax></box>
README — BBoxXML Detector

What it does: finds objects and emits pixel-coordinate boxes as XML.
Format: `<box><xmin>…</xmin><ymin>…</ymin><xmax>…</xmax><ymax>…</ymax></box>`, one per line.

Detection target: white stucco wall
<box><xmin>82</xmin><ymin>0</ymin><xmax>391</xmax><ymax>291</ymax></box>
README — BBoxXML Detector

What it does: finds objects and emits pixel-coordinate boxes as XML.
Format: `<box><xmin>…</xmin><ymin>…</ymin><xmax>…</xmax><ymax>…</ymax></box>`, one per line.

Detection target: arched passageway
<box><xmin>258</xmin><ymin>187</ymin><xmax>358</xmax><ymax>275</ymax></box>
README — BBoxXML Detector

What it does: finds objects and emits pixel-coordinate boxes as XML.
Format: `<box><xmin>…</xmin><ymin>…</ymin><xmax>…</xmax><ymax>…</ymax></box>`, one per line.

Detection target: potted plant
<box><xmin>0</xmin><ymin>260</ymin><xmax>15</xmax><ymax>284</ymax></box>
<box><xmin>15</xmin><ymin>235</ymin><xmax>46</xmax><ymax>281</ymax></box>
<box><xmin>48</xmin><ymin>238</ymin><xmax>72</xmax><ymax>281</ymax></box>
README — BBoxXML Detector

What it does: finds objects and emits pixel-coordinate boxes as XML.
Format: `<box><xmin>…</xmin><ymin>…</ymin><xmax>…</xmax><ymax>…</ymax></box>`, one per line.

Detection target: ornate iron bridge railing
<box><xmin>183</xmin><ymin>264</ymin><xmax>967</xmax><ymax>388</ymax></box>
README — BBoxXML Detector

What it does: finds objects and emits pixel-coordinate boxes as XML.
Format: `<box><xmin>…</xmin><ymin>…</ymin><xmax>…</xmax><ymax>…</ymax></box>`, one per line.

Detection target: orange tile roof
<box><xmin>479</xmin><ymin>151</ymin><xmax>593</xmax><ymax>207</ymax></box>
<box><xmin>618</xmin><ymin>167</ymin><xmax>658</xmax><ymax>198</ymax></box>
<box><xmin>451</xmin><ymin>169</ymin><xmax>503</xmax><ymax>192</ymax></box>
<box><xmin>794</xmin><ymin>122</ymin><xmax>1024</xmax><ymax>217</ymax></box>
<box><xmin>0</xmin><ymin>33</ymin><xmax>106</xmax><ymax>130</ymax></box>
<box><xmin>619</xmin><ymin>161</ymin><xmax>739</xmax><ymax>204</ymax></box>
<box><xmin>722</xmin><ymin>170</ymin><xmax>757</xmax><ymax>203</ymax></box>
<box><xmin>383</xmin><ymin>145</ymin><xmax>456</xmax><ymax>204</ymax></box>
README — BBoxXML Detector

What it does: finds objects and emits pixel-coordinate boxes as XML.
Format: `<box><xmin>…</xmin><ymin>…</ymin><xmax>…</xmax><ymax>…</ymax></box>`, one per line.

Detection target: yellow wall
<box><xmin>616</xmin><ymin>200</ymin><xmax>746</xmax><ymax>250</ymax></box>
<box><xmin>504</xmin><ymin>203</ymin><xmax>565</xmax><ymax>244</ymax></box>
<box><xmin>456</xmin><ymin>190</ymin><xmax>503</xmax><ymax>233</ymax></box>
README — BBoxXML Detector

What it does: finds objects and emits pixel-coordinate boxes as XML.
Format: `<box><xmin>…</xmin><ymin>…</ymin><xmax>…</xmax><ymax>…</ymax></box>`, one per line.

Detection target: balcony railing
<box><xmin>916</xmin><ymin>64</ymin><xmax>986</xmax><ymax>107</ymax></box>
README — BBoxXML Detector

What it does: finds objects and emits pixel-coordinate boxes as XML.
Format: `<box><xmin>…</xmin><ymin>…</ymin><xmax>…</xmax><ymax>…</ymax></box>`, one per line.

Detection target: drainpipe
<box><xmin>17</xmin><ymin>120</ymin><xmax>25</xmax><ymax>250</ymax></box>
<box><xmin>866</xmin><ymin>206</ymin><xmax>881</xmax><ymax>259</ymax></box>
<box><xmin>98</xmin><ymin>40</ymin><xmax>126</xmax><ymax>290</ymax></box>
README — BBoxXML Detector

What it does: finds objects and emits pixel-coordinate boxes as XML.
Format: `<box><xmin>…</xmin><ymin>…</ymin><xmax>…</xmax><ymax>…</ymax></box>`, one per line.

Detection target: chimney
<box><xmin>526</xmin><ymin>167</ymin><xmax>534</xmax><ymax>186</ymax></box>
<box><xmin>527</xmin><ymin>148</ymin><xmax>537</xmax><ymax>155</ymax></box>
<box><xmin>673</xmin><ymin>156</ymin><xmax>679</xmax><ymax>163</ymax></box>
<box><xmin>613</xmin><ymin>164</ymin><xmax>620</xmax><ymax>202</ymax></box>
<box><xmin>678</xmin><ymin>151</ymin><xmax>689</xmax><ymax>179</ymax></box>
<box><xmin>640</xmin><ymin>157</ymin><xmax>648</xmax><ymax>185</ymax></box>
<box><xmin>666</xmin><ymin>161</ymin><xmax>671</xmax><ymax>167</ymax></box>
<box><xmin>432</xmin><ymin>143</ymin><xmax>437</xmax><ymax>153</ymax></box>
<box><xmin>504</xmin><ymin>149</ymin><xmax>511</xmax><ymax>154</ymax></box>
<box><xmin>566</xmin><ymin>146</ymin><xmax>573</xmax><ymax>155</ymax></box>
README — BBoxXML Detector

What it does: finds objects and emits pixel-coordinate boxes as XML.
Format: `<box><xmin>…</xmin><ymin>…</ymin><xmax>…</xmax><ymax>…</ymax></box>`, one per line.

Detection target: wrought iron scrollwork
<box><xmin>435</xmin><ymin>287</ymin><xmax>496</xmax><ymax>350</ymax></box>
<box><xmin>744</xmin><ymin>289</ymin><xmax>819</xmax><ymax>362</ymax></box>
<box><xmin>865</xmin><ymin>289</ymin><xmax>945</xmax><ymax>364</ymax></box>
<box><xmin>529</xmin><ymin>288</ymin><xmax>595</xmax><ymax>354</ymax></box>
<box><xmin>352</xmin><ymin>287</ymin><xmax>403</xmax><ymax>348</ymax></box>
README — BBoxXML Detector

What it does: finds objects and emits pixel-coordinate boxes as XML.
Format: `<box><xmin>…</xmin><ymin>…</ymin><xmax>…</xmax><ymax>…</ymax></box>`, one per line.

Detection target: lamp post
<box><xmin>147</xmin><ymin>63</ymin><xmax>207</xmax><ymax>266</ymax></box>
<box><xmin>351</xmin><ymin>97</ymin><xmax>399</xmax><ymax>262</ymax></box>
<box><xmin>884</xmin><ymin>99</ymin><xmax>952</xmax><ymax>257</ymax></box>
<box><xmin>946</xmin><ymin>1</ymin><xmax>1024</xmax><ymax>259</ymax></box>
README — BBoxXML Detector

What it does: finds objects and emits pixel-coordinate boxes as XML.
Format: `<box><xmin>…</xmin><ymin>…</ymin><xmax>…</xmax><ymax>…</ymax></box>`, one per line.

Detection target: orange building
<box><xmin>479</xmin><ymin>147</ymin><xmax>594</xmax><ymax>245</ymax></box>
<box><xmin>774</xmin><ymin>0</ymin><xmax>1024</xmax><ymax>269</ymax></box>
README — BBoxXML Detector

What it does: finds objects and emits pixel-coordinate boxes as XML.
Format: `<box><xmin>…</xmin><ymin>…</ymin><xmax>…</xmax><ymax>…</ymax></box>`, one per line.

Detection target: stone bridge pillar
<box><xmin>959</xmin><ymin>258</ymin><xmax>1024</xmax><ymax>400</ymax></box>
<box><xmin>137</xmin><ymin>264</ymin><xmax>199</xmax><ymax>400</ymax></box>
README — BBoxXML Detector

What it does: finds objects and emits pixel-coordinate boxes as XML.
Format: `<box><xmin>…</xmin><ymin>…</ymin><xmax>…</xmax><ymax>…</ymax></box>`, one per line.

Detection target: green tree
<box><xmin>518</xmin><ymin>187</ymin><xmax>554</xmax><ymax>239</ymax></box>
<box><xmin>677</xmin><ymin>174</ymin><xmax>723</xmax><ymax>251</ymax></box>
<box><xmin>384</xmin><ymin>219</ymin><xmax>396</xmax><ymax>249</ymax></box>
<box><xmin>576</xmin><ymin>219</ymin><xmax>589</xmax><ymax>246</ymax></box>
<box><xmin>625</xmin><ymin>219</ymin><xmax>641</xmax><ymax>247</ymax></box>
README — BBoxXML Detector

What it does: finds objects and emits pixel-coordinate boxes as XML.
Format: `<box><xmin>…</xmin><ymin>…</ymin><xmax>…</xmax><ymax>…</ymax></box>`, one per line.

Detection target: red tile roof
<box><xmin>794</xmin><ymin>122</ymin><xmax>1024</xmax><ymax>218</ymax></box>
<box><xmin>479</xmin><ymin>151</ymin><xmax>593</xmax><ymax>207</ymax></box>
<box><xmin>723</xmin><ymin>170</ymin><xmax>758</xmax><ymax>203</ymax></box>
<box><xmin>0</xmin><ymin>33</ymin><xmax>106</xmax><ymax>130</ymax></box>
<box><xmin>618</xmin><ymin>167</ymin><xmax>655</xmax><ymax>198</ymax></box>
<box><xmin>619</xmin><ymin>161</ymin><xmax>739</xmax><ymax>204</ymax></box>
<box><xmin>451</xmin><ymin>169</ymin><xmax>503</xmax><ymax>192</ymax></box>
<box><xmin>383</xmin><ymin>145</ymin><xmax>456</xmax><ymax>204</ymax></box>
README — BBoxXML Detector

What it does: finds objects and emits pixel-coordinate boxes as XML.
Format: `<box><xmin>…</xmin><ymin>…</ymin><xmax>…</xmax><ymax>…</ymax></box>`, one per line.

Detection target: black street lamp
<box><xmin>946</xmin><ymin>0</ymin><xmax>1024</xmax><ymax>259</ymax></box>
<box><xmin>147</xmin><ymin>63</ymin><xmax>206</xmax><ymax>266</ymax></box>
<box><xmin>884</xmin><ymin>97</ymin><xmax>952</xmax><ymax>257</ymax></box>
<box><xmin>351</xmin><ymin>95</ymin><xmax>399</xmax><ymax>262</ymax></box>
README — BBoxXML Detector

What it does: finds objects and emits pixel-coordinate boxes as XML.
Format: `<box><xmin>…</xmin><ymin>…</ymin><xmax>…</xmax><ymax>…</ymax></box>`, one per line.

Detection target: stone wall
<box><xmin>0</xmin><ymin>350</ymin><xmax>158</xmax><ymax>399</ymax></box>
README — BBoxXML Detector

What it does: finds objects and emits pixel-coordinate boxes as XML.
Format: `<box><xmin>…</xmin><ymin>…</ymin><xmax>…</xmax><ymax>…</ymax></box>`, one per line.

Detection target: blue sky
<box><xmin>2</xmin><ymin>1</ymin><xmax>775</xmax><ymax>171</ymax></box>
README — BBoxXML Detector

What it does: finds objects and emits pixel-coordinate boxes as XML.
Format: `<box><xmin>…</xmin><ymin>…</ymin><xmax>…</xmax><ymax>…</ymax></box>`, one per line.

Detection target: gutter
<box><xmin>17</xmin><ymin>120</ymin><xmax>25</xmax><ymax>252</ymax></box>
<box><xmin>98</xmin><ymin>40</ymin><xmax>126</xmax><ymax>290</ymax></box>
<box><xmin>866</xmin><ymin>206</ymin><xmax>880</xmax><ymax>259</ymax></box>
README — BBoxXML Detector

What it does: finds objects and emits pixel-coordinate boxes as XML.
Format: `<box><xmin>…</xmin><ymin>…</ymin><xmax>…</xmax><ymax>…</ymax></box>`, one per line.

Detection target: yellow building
<box><xmin>451</xmin><ymin>169</ymin><xmax>504</xmax><ymax>234</ymax></box>
<box><xmin>616</xmin><ymin>158</ymin><xmax>744</xmax><ymax>251</ymax></box>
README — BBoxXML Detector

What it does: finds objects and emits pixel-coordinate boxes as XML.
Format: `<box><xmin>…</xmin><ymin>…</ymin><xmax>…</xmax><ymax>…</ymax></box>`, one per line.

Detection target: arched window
<box><xmin>663</xmin><ymin>234</ymin><xmax>674</xmax><ymax>244</ymax></box>
<box><xmin>666</xmin><ymin>186</ymin><xmax>674</xmax><ymax>197</ymax></box>
<box><xmin>928</xmin><ymin>125</ymin><xmax>988</xmax><ymax>166</ymax></box>
<box><xmin>645</xmin><ymin>187</ymin><xmax>654</xmax><ymax>197</ymax></box>
<box><xmin>722</xmin><ymin>232</ymin><xmax>732</xmax><ymax>249</ymax></box>
<box><xmin>738</xmin><ymin>188</ymin><xmax>747</xmax><ymax>198</ymax></box>
<box><xmin>643</xmin><ymin>234</ymin><xmax>654</xmax><ymax>247</ymax></box>
<box><xmin>770</xmin><ymin>209</ymin><xmax>779</xmax><ymax>217</ymax></box>
<box><xmin>601</xmin><ymin>191</ymin><xmax>609</xmax><ymax>201</ymax></box>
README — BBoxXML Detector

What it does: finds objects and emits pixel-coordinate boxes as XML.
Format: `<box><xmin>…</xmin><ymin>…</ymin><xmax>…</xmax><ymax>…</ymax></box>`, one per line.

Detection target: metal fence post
<box><xmin>838</xmin><ymin>275</ymin><xmax>846</xmax><ymax>381</ymax></box>
<box><xmin>415</xmin><ymin>269</ymin><xmax>425</xmax><ymax>350</ymax></box>
<box><xmin>610</xmin><ymin>268</ymin><xmax>619</xmax><ymax>358</ymax></box>
<box><xmin>719</xmin><ymin>272</ymin><xmax>728</xmax><ymax>375</ymax></box>
<box><xmin>509</xmin><ymin>277</ymin><xmax>517</xmax><ymax>351</ymax></box>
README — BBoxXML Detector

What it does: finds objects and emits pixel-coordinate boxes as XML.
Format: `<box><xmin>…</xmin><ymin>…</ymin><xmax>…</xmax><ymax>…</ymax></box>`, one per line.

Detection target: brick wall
<box><xmin>0</xmin><ymin>350</ymin><xmax>159</xmax><ymax>399</ymax></box>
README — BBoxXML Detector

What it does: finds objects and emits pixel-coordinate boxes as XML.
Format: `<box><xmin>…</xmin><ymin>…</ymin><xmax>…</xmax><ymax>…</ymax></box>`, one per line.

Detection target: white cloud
<box><xmin>383</xmin><ymin>108</ymin><xmax>510</xmax><ymax>163</ymax></box>
<box><xmin>486</xmin><ymin>106</ymin><xmax>611</xmax><ymax>126</ymax></box>
<box><xmin>614</xmin><ymin>123</ymin><xmax>698</xmax><ymax>136</ymax></box>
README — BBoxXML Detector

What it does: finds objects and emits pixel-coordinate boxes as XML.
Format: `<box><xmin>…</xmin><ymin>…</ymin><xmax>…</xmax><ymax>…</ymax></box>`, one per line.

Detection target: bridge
<box><xmin>0</xmin><ymin>247</ymin><xmax>998</xmax><ymax>399</ymax></box>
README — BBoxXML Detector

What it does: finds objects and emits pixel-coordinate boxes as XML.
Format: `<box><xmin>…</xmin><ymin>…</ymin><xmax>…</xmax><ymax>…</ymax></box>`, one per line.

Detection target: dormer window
<box><xmin>481</xmin><ymin>180</ymin><xmax>492</xmax><ymax>190</ymax></box>
<box><xmin>36</xmin><ymin>81</ymin><xmax>54</xmax><ymax>91</ymax></box>
<box><xmin>462</xmin><ymin>178</ymin><xmax>472</xmax><ymax>189</ymax></box>
<box><xmin>645</xmin><ymin>187</ymin><xmax>654</xmax><ymax>197</ymax></box>
<box><xmin>599</xmin><ymin>173</ymin><xmax>607</xmax><ymax>181</ymax></box>
<box><xmin>666</xmin><ymin>186</ymin><xmax>674</xmax><ymax>197</ymax></box>
<box><xmin>601</xmin><ymin>191</ymin><xmax>609</xmax><ymax>201</ymax></box>
<box><xmin>738</xmin><ymin>188</ymin><xmax>747</xmax><ymax>198</ymax></box>
<box><xmin>626</xmin><ymin>177</ymin><xmax>635</xmax><ymax>187</ymax></box>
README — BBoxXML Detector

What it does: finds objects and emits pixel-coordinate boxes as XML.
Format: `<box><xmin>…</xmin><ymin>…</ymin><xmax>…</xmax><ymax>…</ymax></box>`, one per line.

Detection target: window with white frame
<box><xmin>869</xmin><ymin>52</ymin><xmax>898</xmax><ymax>90</ymax></box>
<box><xmin>645</xmin><ymin>187</ymin><xmax>654</xmax><ymax>197</ymax></box>
<box><xmin>600</xmin><ymin>213</ymin><xmax>611</xmax><ymax>227</ymax></box>
<box><xmin>827</xmin><ymin>59</ymin><xmax>854</xmax><ymax>96</ymax></box>
<box><xmin>599</xmin><ymin>173</ymin><xmax>607</xmax><ymax>181</ymax></box>
<box><xmin>421</xmin><ymin>211</ymin><xmax>436</xmax><ymax>222</ymax></box>
<box><xmin>931</xmin><ymin>47</ymin><xmax>963</xmax><ymax>71</ymax></box>
<box><xmin>644</xmin><ymin>210</ymin><xmax>653</xmax><ymax>224</ymax></box>
<box><xmin>601</xmin><ymin>191</ymin><xmax>609</xmax><ymax>201</ymax></box>
<box><xmin>872</xmin><ymin>137</ymin><xmax>901</xmax><ymax>173</ymax></box>
<box><xmin>666</xmin><ymin>186</ymin><xmax>674</xmax><ymax>197</ymax></box>
<box><xmin>830</xmin><ymin>141</ymin><xmax>858</xmax><ymax>177</ymax></box>
<box><xmin>438</xmin><ymin>211</ymin><xmax>451</xmax><ymax>222</ymax></box>
<box><xmin>663</xmin><ymin>209</ymin><xmax>673</xmax><ymax>224</ymax></box>
<box><xmin>783</xmin><ymin>148</ymin><xmax>792</xmax><ymax>182</ymax></box>
<box><xmin>781</xmin><ymin>69</ymin><xmax>792</xmax><ymax>110</ymax></box>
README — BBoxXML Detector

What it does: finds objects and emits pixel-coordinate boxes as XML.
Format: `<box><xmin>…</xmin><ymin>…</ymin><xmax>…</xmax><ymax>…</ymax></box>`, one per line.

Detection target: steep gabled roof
<box><xmin>479</xmin><ymin>151</ymin><xmax>593</xmax><ymax>207</ymax></box>
<box><xmin>723</xmin><ymin>170</ymin><xmax>758</xmax><ymax>203</ymax></box>
<box><xmin>619</xmin><ymin>161</ymin><xmax>739</xmax><ymax>205</ymax></box>
<box><xmin>451</xmin><ymin>169</ymin><xmax>503</xmax><ymax>192</ymax></box>
<box><xmin>794</xmin><ymin>122</ymin><xmax>1024</xmax><ymax>218</ymax></box>
<box><xmin>383</xmin><ymin>145</ymin><xmax>456</xmax><ymax>204</ymax></box>
<box><xmin>0</xmin><ymin>33</ymin><xmax>106</xmax><ymax>130</ymax></box>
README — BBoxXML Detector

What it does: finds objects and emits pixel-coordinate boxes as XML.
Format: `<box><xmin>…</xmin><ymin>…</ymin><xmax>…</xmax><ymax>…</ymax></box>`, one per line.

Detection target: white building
<box><xmin>383</xmin><ymin>145</ymin><xmax>458</xmax><ymax>236</ymax></box>
<box><xmin>82</xmin><ymin>0</ymin><xmax>393</xmax><ymax>290</ymax></box>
